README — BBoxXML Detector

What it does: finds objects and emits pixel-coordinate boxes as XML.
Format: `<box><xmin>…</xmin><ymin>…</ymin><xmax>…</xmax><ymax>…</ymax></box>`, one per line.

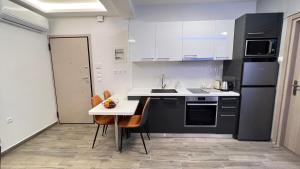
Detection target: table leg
<box><xmin>114</xmin><ymin>115</ymin><xmax>119</xmax><ymax>151</ymax></box>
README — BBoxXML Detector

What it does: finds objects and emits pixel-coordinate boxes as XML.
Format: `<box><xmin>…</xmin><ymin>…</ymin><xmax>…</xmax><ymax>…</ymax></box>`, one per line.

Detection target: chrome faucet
<box><xmin>161</xmin><ymin>74</ymin><xmax>167</xmax><ymax>89</ymax></box>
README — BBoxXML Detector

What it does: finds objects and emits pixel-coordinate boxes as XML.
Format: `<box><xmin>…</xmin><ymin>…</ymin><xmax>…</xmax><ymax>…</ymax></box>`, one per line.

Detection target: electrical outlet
<box><xmin>6</xmin><ymin>117</ymin><xmax>13</xmax><ymax>124</ymax></box>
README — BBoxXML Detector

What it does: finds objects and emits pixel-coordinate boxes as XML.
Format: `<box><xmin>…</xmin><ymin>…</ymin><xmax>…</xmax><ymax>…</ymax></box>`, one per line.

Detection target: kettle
<box><xmin>221</xmin><ymin>81</ymin><xmax>229</xmax><ymax>91</ymax></box>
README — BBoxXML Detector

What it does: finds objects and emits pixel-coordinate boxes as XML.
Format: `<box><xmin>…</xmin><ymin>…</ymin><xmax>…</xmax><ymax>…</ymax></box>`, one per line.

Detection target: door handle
<box><xmin>82</xmin><ymin>77</ymin><xmax>89</xmax><ymax>80</ymax></box>
<box><xmin>292</xmin><ymin>80</ymin><xmax>300</xmax><ymax>96</ymax></box>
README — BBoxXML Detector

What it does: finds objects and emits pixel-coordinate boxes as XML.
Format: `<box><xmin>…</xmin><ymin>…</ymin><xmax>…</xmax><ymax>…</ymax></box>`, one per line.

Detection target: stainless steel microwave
<box><xmin>245</xmin><ymin>39</ymin><xmax>277</xmax><ymax>57</ymax></box>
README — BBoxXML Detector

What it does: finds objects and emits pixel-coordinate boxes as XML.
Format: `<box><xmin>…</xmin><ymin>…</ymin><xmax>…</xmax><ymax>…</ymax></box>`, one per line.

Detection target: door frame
<box><xmin>48</xmin><ymin>35</ymin><xmax>95</xmax><ymax>123</ymax></box>
<box><xmin>273</xmin><ymin>13</ymin><xmax>300</xmax><ymax>146</ymax></box>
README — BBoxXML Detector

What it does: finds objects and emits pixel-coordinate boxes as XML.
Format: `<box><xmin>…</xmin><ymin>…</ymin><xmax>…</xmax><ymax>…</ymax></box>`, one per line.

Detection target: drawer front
<box><xmin>219</xmin><ymin>97</ymin><xmax>239</xmax><ymax>106</ymax></box>
<box><xmin>219</xmin><ymin>105</ymin><xmax>238</xmax><ymax>115</ymax></box>
<box><xmin>217</xmin><ymin>115</ymin><xmax>237</xmax><ymax>134</ymax></box>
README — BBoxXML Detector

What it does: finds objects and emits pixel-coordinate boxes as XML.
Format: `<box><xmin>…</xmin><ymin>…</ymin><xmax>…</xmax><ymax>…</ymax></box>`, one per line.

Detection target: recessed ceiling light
<box><xmin>21</xmin><ymin>0</ymin><xmax>107</xmax><ymax>13</ymax></box>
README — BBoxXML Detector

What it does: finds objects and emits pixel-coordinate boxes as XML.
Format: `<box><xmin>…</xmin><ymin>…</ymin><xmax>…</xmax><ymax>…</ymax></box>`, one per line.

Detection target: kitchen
<box><xmin>1</xmin><ymin>0</ymin><xmax>300</xmax><ymax>168</ymax></box>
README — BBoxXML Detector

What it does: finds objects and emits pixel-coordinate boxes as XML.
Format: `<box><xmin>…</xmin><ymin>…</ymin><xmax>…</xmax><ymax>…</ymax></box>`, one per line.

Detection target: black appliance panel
<box><xmin>242</xmin><ymin>62</ymin><xmax>279</xmax><ymax>86</ymax></box>
<box><xmin>185</xmin><ymin>97</ymin><xmax>218</xmax><ymax>127</ymax></box>
<box><xmin>245</xmin><ymin>39</ymin><xmax>277</xmax><ymax>57</ymax></box>
<box><xmin>238</xmin><ymin>87</ymin><xmax>276</xmax><ymax>140</ymax></box>
<box><xmin>185</xmin><ymin>103</ymin><xmax>217</xmax><ymax>126</ymax></box>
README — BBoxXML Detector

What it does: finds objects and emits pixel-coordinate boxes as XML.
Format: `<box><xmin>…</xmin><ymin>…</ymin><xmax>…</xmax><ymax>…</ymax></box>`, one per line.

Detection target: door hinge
<box><xmin>48</xmin><ymin>43</ymin><xmax>51</xmax><ymax>51</ymax></box>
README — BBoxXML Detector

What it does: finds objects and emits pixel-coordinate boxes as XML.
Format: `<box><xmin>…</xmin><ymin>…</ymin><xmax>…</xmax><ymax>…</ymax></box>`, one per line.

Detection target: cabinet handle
<box><xmin>157</xmin><ymin>58</ymin><xmax>170</xmax><ymax>60</ymax></box>
<box><xmin>222</xmin><ymin>98</ymin><xmax>237</xmax><ymax>101</ymax></box>
<box><xmin>221</xmin><ymin>106</ymin><xmax>237</xmax><ymax>109</ymax></box>
<box><xmin>142</xmin><ymin>58</ymin><xmax>154</xmax><ymax>60</ymax></box>
<box><xmin>187</xmin><ymin>103</ymin><xmax>217</xmax><ymax>106</ymax></box>
<box><xmin>163</xmin><ymin>98</ymin><xmax>178</xmax><ymax>101</ymax></box>
<box><xmin>183</xmin><ymin>55</ymin><xmax>197</xmax><ymax>57</ymax></box>
<box><xmin>247</xmin><ymin>32</ymin><xmax>264</xmax><ymax>35</ymax></box>
<box><xmin>221</xmin><ymin>115</ymin><xmax>236</xmax><ymax>117</ymax></box>
<box><xmin>150</xmin><ymin>98</ymin><xmax>161</xmax><ymax>100</ymax></box>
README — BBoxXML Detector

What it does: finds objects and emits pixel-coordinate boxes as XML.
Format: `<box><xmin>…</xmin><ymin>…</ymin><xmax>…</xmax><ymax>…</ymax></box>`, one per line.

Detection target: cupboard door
<box><xmin>156</xmin><ymin>22</ymin><xmax>182</xmax><ymax>61</ymax></box>
<box><xmin>129</xmin><ymin>21</ymin><xmax>156</xmax><ymax>62</ymax></box>
<box><xmin>245</xmin><ymin>13</ymin><xmax>283</xmax><ymax>39</ymax></box>
<box><xmin>182</xmin><ymin>21</ymin><xmax>215</xmax><ymax>60</ymax></box>
<box><xmin>214</xmin><ymin>20</ymin><xmax>235</xmax><ymax>60</ymax></box>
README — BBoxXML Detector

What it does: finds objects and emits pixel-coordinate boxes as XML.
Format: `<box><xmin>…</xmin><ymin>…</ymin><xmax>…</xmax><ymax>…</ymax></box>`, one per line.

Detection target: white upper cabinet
<box><xmin>213</xmin><ymin>20</ymin><xmax>235</xmax><ymax>60</ymax></box>
<box><xmin>129</xmin><ymin>20</ymin><xmax>156</xmax><ymax>62</ymax></box>
<box><xmin>156</xmin><ymin>22</ymin><xmax>182</xmax><ymax>61</ymax></box>
<box><xmin>182</xmin><ymin>21</ymin><xmax>216</xmax><ymax>60</ymax></box>
<box><xmin>129</xmin><ymin>20</ymin><xmax>235</xmax><ymax>62</ymax></box>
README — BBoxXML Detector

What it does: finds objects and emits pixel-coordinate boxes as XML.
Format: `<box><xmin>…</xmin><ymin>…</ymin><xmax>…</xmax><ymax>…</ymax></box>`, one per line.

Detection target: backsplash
<box><xmin>132</xmin><ymin>61</ymin><xmax>223</xmax><ymax>89</ymax></box>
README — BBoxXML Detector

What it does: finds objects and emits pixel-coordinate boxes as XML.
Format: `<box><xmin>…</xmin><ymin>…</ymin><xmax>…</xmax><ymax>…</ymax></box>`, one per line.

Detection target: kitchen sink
<box><xmin>151</xmin><ymin>89</ymin><xmax>178</xmax><ymax>93</ymax></box>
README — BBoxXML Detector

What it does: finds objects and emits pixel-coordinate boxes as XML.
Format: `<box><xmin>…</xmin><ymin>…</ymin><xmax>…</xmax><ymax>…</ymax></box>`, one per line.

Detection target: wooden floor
<box><xmin>2</xmin><ymin>124</ymin><xmax>300</xmax><ymax>169</ymax></box>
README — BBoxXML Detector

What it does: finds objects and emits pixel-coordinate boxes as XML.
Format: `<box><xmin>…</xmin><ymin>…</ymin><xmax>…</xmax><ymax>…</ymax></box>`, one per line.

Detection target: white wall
<box><xmin>132</xmin><ymin>62</ymin><xmax>223</xmax><ymax>89</ymax></box>
<box><xmin>133</xmin><ymin>1</ymin><xmax>257</xmax><ymax>21</ymax></box>
<box><xmin>49</xmin><ymin>17</ymin><xmax>131</xmax><ymax>97</ymax></box>
<box><xmin>257</xmin><ymin>0</ymin><xmax>300</xmax><ymax>17</ymax></box>
<box><xmin>0</xmin><ymin>22</ymin><xmax>57</xmax><ymax>153</ymax></box>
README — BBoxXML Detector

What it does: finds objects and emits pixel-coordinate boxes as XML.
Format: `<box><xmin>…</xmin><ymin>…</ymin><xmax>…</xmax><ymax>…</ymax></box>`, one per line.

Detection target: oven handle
<box><xmin>186</xmin><ymin>103</ymin><xmax>217</xmax><ymax>106</ymax></box>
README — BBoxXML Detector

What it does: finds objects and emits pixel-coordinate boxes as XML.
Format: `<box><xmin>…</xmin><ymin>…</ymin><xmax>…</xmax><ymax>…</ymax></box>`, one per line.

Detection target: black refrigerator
<box><xmin>223</xmin><ymin>13</ymin><xmax>283</xmax><ymax>141</ymax></box>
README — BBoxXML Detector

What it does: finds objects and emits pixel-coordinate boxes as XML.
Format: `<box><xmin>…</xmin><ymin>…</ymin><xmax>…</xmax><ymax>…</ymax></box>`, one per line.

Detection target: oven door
<box><xmin>245</xmin><ymin>39</ymin><xmax>277</xmax><ymax>57</ymax></box>
<box><xmin>185</xmin><ymin>102</ymin><xmax>218</xmax><ymax>127</ymax></box>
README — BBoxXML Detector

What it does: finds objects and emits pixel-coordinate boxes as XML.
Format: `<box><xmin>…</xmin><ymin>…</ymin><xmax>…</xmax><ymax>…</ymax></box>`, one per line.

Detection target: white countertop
<box><xmin>128</xmin><ymin>88</ymin><xmax>240</xmax><ymax>97</ymax></box>
<box><xmin>89</xmin><ymin>95</ymin><xmax>139</xmax><ymax>116</ymax></box>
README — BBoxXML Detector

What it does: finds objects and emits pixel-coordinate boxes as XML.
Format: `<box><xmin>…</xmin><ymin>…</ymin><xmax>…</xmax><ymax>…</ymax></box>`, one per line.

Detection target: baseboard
<box><xmin>1</xmin><ymin>121</ymin><xmax>58</xmax><ymax>155</ymax></box>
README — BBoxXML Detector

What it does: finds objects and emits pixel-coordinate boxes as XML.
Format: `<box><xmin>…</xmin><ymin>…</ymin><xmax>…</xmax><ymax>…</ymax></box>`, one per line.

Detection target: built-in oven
<box><xmin>245</xmin><ymin>39</ymin><xmax>277</xmax><ymax>57</ymax></box>
<box><xmin>185</xmin><ymin>96</ymin><xmax>218</xmax><ymax>127</ymax></box>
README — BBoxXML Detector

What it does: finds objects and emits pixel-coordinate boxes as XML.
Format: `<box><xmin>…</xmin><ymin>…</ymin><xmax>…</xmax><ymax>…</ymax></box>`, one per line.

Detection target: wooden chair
<box><xmin>118</xmin><ymin>97</ymin><xmax>151</xmax><ymax>154</ymax></box>
<box><xmin>103</xmin><ymin>90</ymin><xmax>112</xmax><ymax>100</ymax></box>
<box><xmin>91</xmin><ymin>95</ymin><xmax>114</xmax><ymax>149</ymax></box>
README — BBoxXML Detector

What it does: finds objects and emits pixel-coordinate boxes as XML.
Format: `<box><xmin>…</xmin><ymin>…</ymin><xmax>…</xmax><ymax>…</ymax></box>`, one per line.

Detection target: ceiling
<box><xmin>12</xmin><ymin>0</ymin><xmax>135</xmax><ymax>17</ymax></box>
<box><xmin>11</xmin><ymin>0</ymin><xmax>256</xmax><ymax>18</ymax></box>
<box><xmin>132</xmin><ymin>0</ymin><xmax>257</xmax><ymax>6</ymax></box>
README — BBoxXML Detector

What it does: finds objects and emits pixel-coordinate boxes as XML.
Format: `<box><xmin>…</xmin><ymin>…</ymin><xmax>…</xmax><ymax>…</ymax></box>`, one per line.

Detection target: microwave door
<box><xmin>245</xmin><ymin>40</ymin><xmax>271</xmax><ymax>56</ymax></box>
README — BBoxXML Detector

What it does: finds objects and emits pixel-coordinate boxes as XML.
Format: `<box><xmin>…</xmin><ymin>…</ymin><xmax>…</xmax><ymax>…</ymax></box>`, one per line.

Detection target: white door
<box><xmin>129</xmin><ymin>20</ymin><xmax>156</xmax><ymax>62</ymax></box>
<box><xmin>214</xmin><ymin>20</ymin><xmax>235</xmax><ymax>60</ymax></box>
<box><xmin>284</xmin><ymin>26</ymin><xmax>300</xmax><ymax>155</ymax></box>
<box><xmin>49</xmin><ymin>37</ymin><xmax>93</xmax><ymax>123</ymax></box>
<box><xmin>156</xmin><ymin>22</ymin><xmax>182</xmax><ymax>61</ymax></box>
<box><xmin>182</xmin><ymin>21</ymin><xmax>215</xmax><ymax>60</ymax></box>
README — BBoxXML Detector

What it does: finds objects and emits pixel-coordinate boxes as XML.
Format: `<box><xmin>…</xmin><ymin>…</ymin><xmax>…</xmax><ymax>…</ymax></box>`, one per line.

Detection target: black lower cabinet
<box><xmin>147</xmin><ymin>97</ymin><xmax>185</xmax><ymax>133</ymax></box>
<box><xmin>217</xmin><ymin>97</ymin><xmax>240</xmax><ymax>136</ymax></box>
<box><xmin>128</xmin><ymin>96</ymin><xmax>240</xmax><ymax>135</ymax></box>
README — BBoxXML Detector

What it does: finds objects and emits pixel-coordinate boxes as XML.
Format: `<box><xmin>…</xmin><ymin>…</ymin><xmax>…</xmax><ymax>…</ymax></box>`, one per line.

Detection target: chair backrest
<box><xmin>103</xmin><ymin>90</ymin><xmax>112</xmax><ymax>100</ymax></box>
<box><xmin>139</xmin><ymin>97</ymin><xmax>151</xmax><ymax>127</ymax></box>
<box><xmin>91</xmin><ymin>95</ymin><xmax>103</xmax><ymax>108</ymax></box>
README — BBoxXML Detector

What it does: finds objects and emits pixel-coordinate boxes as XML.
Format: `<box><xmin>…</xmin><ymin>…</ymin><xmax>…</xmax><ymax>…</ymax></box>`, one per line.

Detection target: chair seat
<box><xmin>118</xmin><ymin>115</ymin><xmax>142</xmax><ymax>128</ymax></box>
<box><xmin>95</xmin><ymin>115</ymin><xmax>115</xmax><ymax>125</ymax></box>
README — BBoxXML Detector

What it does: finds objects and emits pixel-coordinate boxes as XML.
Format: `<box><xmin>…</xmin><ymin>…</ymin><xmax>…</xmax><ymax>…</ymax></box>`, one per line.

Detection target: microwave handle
<box><xmin>268</xmin><ymin>40</ymin><xmax>276</xmax><ymax>55</ymax></box>
<box><xmin>247</xmin><ymin>32</ymin><xmax>265</xmax><ymax>35</ymax></box>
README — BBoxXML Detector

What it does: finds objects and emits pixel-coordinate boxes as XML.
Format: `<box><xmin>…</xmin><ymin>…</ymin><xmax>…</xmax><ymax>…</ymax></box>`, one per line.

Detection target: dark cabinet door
<box><xmin>217</xmin><ymin>115</ymin><xmax>237</xmax><ymax>134</ymax></box>
<box><xmin>238</xmin><ymin>87</ymin><xmax>276</xmax><ymax>141</ymax></box>
<box><xmin>147</xmin><ymin>97</ymin><xmax>164</xmax><ymax>132</ymax></box>
<box><xmin>242</xmin><ymin>62</ymin><xmax>279</xmax><ymax>86</ymax></box>
<box><xmin>147</xmin><ymin>97</ymin><xmax>185</xmax><ymax>133</ymax></box>
<box><xmin>245</xmin><ymin>13</ymin><xmax>283</xmax><ymax>39</ymax></box>
<box><xmin>217</xmin><ymin>97</ymin><xmax>239</xmax><ymax>134</ymax></box>
<box><xmin>162</xmin><ymin>97</ymin><xmax>185</xmax><ymax>132</ymax></box>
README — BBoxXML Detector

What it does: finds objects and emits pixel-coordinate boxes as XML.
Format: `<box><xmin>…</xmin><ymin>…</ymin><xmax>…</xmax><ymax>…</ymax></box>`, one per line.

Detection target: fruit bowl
<box><xmin>104</xmin><ymin>99</ymin><xmax>116</xmax><ymax>109</ymax></box>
